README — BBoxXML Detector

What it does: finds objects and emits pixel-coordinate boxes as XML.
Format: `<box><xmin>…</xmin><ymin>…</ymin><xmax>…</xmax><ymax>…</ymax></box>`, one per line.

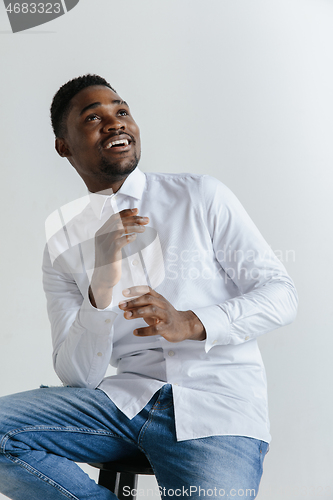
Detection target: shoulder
<box><xmin>144</xmin><ymin>171</ymin><xmax>230</xmax><ymax>196</ymax></box>
<box><xmin>144</xmin><ymin>172</ymin><xmax>205</xmax><ymax>208</ymax></box>
<box><xmin>143</xmin><ymin>171</ymin><xmax>236</xmax><ymax>209</ymax></box>
<box><xmin>145</xmin><ymin>171</ymin><xmax>229</xmax><ymax>187</ymax></box>
<box><xmin>144</xmin><ymin>171</ymin><xmax>202</xmax><ymax>185</ymax></box>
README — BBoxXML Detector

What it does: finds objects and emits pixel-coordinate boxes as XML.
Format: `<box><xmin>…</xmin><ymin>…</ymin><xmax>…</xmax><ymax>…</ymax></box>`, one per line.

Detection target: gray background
<box><xmin>0</xmin><ymin>0</ymin><xmax>332</xmax><ymax>498</ymax></box>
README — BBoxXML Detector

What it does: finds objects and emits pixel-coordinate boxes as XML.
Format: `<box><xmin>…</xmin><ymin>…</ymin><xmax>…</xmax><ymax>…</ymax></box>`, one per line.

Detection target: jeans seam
<box><xmin>137</xmin><ymin>409</ymin><xmax>154</xmax><ymax>447</ymax></box>
<box><xmin>137</xmin><ymin>392</ymin><xmax>163</xmax><ymax>447</ymax></box>
<box><xmin>258</xmin><ymin>440</ymin><xmax>267</xmax><ymax>477</ymax></box>
<box><xmin>2</xmin><ymin>452</ymin><xmax>79</xmax><ymax>500</ymax></box>
<box><xmin>151</xmin><ymin>401</ymin><xmax>173</xmax><ymax>411</ymax></box>
<box><xmin>137</xmin><ymin>447</ymin><xmax>162</xmax><ymax>493</ymax></box>
<box><xmin>0</xmin><ymin>425</ymin><xmax>122</xmax><ymax>453</ymax></box>
<box><xmin>136</xmin><ymin>419</ymin><xmax>161</xmax><ymax>494</ymax></box>
<box><xmin>138</xmin><ymin>386</ymin><xmax>173</xmax><ymax>447</ymax></box>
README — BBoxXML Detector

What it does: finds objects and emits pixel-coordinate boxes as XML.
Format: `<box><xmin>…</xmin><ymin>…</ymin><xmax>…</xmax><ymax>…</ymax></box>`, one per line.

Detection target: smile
<box><xmin>104</xmin><ymin>138</ymin><xmax>130</xmax><ymax>150</ymax></box>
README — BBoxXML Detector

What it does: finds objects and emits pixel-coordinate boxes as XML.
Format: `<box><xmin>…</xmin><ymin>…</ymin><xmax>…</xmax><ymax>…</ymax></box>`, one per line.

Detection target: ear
<box><xmin>55</xmin><ymin>137</ymin><xmax>72</xmax><ymax>158</ymax></box>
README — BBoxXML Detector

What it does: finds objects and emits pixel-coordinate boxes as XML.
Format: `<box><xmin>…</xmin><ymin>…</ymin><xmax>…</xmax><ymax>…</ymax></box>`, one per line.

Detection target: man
<box><xmin>0</xmin><ymin>74</ymin><xmax>298</xmax><ymax>499</ymax></box>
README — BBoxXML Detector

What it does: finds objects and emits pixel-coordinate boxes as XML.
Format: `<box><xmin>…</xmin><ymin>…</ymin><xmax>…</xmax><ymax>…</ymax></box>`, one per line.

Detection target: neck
<box><xmin>86</xmin><ymin>174</ymin><xmax>130</xmax><ymax>194</ymax></box>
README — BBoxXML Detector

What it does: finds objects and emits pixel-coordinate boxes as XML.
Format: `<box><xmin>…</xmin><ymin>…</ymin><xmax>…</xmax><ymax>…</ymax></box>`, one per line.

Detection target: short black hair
<box><xmin>50</xmin><ymin>74</ymin><xmax>117</xmax><ymax>138</ymax></box>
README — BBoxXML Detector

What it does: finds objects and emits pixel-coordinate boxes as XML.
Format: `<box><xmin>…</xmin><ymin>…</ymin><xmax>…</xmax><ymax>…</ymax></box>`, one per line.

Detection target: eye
<box><xmin>85</xmin><ymin>114</ymin><xmax>100</xmax><ymax>122</ymax></box>
<box><xmin>118</xmin><ymin>109</ymin><xmax>128</xmax><ymax>116</ymax></box>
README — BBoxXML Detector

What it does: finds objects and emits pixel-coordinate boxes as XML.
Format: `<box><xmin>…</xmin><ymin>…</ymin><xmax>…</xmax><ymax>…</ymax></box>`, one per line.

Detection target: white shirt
<box><xmin>43</xmin><ymin>167</ymin><xmax>298</xmax><ymax>442</ymax></box>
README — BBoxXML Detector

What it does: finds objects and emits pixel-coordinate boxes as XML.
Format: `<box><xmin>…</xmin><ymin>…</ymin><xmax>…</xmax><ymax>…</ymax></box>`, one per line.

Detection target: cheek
<box><xmin>73</xmin><ymin>137</ymin><xmax>96</xmax><ymax>154</ymax></box>
<box><xmin>131</xmin><ymin>122</ymin><xmax>140</xmax><ymax>140</ymax></box>
<box><xmin>134</xmin><ymin>130</ymin><xmax>141</xmax><ymax>148</ymax></box>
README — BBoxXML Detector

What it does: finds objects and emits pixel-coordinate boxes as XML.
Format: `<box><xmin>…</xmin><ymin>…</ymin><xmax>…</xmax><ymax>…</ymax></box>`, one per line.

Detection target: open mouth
<box><xmin>103</xmin><ymin>138</ymin><xmax>131</xmax><ymax>150</ymax></box>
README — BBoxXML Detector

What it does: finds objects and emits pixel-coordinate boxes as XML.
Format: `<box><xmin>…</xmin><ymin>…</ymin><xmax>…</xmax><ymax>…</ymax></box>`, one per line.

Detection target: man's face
<box><xmin>56</xmin><ymin>85</ymin><xmax>141</xmax><ymax>192</ymax></box>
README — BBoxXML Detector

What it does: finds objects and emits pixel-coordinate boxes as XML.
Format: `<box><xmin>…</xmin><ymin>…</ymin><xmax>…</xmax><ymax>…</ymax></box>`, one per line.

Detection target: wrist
<box><xmin>185</xmin><ymin>310</ymin><xmax>206</xmax><ymax>341</ymax></box>
<box><xmin>89</xmin><ymin>285</ymin><xmax>113</xmax><ymax>310</ymax></box>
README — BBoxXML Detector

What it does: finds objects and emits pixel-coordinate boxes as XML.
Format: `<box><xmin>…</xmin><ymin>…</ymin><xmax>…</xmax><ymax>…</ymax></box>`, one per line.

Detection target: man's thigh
<box><xmin>138</xmin><ymin>386</ymin><xmax>268</xmax><ymax>499</ymax></box>
<box><xmin>150</xmin><ymin>435</ymin><xmax>268</xmax><ymax>499</ymax></box>
<box><xmin>0</xmin><ymin>386</ymin><xmax>142</xmax><ymax>464</ymax></box>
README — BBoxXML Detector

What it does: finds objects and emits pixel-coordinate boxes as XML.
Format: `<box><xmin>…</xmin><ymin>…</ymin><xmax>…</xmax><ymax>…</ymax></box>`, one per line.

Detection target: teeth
<box><xmin>105</xmin><ymin>139</ymin><xmax>129</xmax><ymax>149</ymax></box>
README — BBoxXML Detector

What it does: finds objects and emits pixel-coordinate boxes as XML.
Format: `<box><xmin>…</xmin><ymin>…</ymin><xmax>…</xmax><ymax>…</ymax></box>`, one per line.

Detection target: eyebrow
<box><xmin>79</xmin><ymin>99</ymin><xmax>129</xmax><ymax>116</ymax></box>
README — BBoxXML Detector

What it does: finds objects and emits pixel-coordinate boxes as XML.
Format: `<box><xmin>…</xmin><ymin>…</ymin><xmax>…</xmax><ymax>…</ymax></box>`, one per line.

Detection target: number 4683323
<box><xmin>6</xmin><ymin>3</ymin><xmax>61</xmax><ymax>14</ymax></box>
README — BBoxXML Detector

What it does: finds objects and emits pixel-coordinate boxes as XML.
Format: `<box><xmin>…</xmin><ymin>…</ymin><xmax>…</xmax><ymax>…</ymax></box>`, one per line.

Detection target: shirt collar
<box><xmin>89</xmin><ymin>167</ymin><xmax>146</xmax><ymax>219</ymax></box>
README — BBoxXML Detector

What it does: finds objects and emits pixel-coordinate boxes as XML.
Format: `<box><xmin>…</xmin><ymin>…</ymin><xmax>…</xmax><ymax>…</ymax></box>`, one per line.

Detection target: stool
<box><xmin>90</xmin><ymin>454</ymin><xmax>154</xmax><ymax>500</ymax></box>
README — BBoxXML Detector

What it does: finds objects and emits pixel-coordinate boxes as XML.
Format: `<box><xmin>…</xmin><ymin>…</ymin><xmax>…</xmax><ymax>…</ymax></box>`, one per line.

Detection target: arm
<box><xmin>191</xmin><ymin>175</ymin><xmax>298</xmax><ymax>351</ymax></box>
<box><xmin>119</xmin><ymin>176</ymin><xmax>298</xmax><ymax>349</ymax></box>
<box><xmin>43</xmin><ymin>246</ymin><xmax>117</xmax><ymax>388</ymax></box>
<box><xmin>43</xmin><ymin>208</ymin><xmax>149</xmax><ymax>388</ymax></box>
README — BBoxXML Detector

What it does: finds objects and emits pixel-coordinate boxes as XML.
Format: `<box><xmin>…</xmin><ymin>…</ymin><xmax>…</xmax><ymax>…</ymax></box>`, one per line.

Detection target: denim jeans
<box><xmin>0</xmin><ymin>384</ymin><xmax>268</xmax><ymax>499</ymax></box>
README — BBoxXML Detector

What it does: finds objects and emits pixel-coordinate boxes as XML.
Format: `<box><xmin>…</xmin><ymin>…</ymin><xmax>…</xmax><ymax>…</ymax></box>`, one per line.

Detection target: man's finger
<box><xmin>120</xmin><ymin>208</ymin><xmax>138</xmax><ymax>217</ymax></box>
<box><xmin>99</xmin><ymin>209</ymin><xmax>137</xmax><ymax>234</ymax></box>
<box><xmin>133</xmin><ymin>325</ymin><xmax>161</xmax><ymax>337</ymax></box>
<box><xmin>123</xmin><ymin>304</ymin><xmax>163</xmax><ymax>320</ymax></box>
<box><xmin>122</xmin><ymin>216</ymin><xmax>149</xmax><ymax>229</ymax></box>
<box><xmin>119</xmin><ymin>293</ymin><xmax>160</xmax><ymax>309</ymax></box>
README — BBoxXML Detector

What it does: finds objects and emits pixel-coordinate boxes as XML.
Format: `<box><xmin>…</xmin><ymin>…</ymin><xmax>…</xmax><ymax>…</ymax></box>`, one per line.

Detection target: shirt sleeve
<box><xmin>42</xmin><ymin>245</ymin><xmax>118</xmax><ymax>388</ymax></box>
<box><xmin>191</xmin><ymin>175</ymin><xmax>298</xmax><ymax>353</ymax></box>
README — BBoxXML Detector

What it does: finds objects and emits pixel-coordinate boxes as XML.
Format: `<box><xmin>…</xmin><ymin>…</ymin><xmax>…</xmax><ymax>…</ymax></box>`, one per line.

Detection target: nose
<box><xmin>102</xmin><ymin>115</ymin><xmax>125</xmax><ymax>133</ymax></box>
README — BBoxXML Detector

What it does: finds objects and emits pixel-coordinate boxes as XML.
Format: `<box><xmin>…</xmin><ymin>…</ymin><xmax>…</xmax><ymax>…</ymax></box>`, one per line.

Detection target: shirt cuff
<box><xmin>191</xmin><ymin>304</ymin><xmax>231</xmax><ymax>353</ymax></box>
<box><xmin>77</xmin><ymin>289</ymin><xmax>118</xmax><ymax>335</ymax></box>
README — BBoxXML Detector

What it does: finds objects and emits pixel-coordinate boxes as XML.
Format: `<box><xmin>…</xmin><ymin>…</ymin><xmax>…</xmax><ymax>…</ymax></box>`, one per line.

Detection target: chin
<box><xmin>99</xmin><ymin>156</ymin><xmax>140</xmax><ymax>181</ymax></box>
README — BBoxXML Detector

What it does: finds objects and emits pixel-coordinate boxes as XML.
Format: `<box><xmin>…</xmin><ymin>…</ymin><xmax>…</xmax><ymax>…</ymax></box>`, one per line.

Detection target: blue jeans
<box><xmin>0</xmin><ymin>384</ymin><xmax>268</xmax><ymax>499</ymax></box>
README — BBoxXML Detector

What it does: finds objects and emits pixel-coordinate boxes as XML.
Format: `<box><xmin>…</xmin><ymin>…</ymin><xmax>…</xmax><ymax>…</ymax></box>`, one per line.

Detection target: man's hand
<box><xmin>119</xmin><ymin>286</ymin><xmax>206</xmax><ymax>342</ymax></box>
<box><xmin>89</xmin><ymin>209</ymin><xmax>149</xmax><ymax>309</ymax></box>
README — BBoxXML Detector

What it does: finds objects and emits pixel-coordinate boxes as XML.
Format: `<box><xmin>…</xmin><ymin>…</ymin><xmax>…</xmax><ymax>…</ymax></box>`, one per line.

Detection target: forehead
<box><xmin>69</xmin><ymin>85</ymin><xmax>124</xmax><ymax>116</ymax></box>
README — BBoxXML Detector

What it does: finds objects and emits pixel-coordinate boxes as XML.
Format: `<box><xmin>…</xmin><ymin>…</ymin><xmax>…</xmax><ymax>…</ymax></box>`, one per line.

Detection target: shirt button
<box><xmin>245</xmin><ymin>336</ymin><xmax>250</xmax><ymax>341</ymax></box>
<box><xmin>212</xmin><ymin>340</ymin><xmax>218</xmax><ymax>345</ymax></box>
<box><xmin>97</xmin><ymin>352</ymin><xmax>103</xmax><ymax>357</ymax></box>
<box><xmin>132</xmin><ymin>259</ymin><xmax>139</xmax><ymax>266</ymax></box>
<box><xmin>168</xmin><ymin>350</ymin><xmax>175</xmax><ymax>357</ymax></box>
<box><xmin>105</xmin><ymin>319</ymin><xmax>111</xmax><ymax>324</ymax></box>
